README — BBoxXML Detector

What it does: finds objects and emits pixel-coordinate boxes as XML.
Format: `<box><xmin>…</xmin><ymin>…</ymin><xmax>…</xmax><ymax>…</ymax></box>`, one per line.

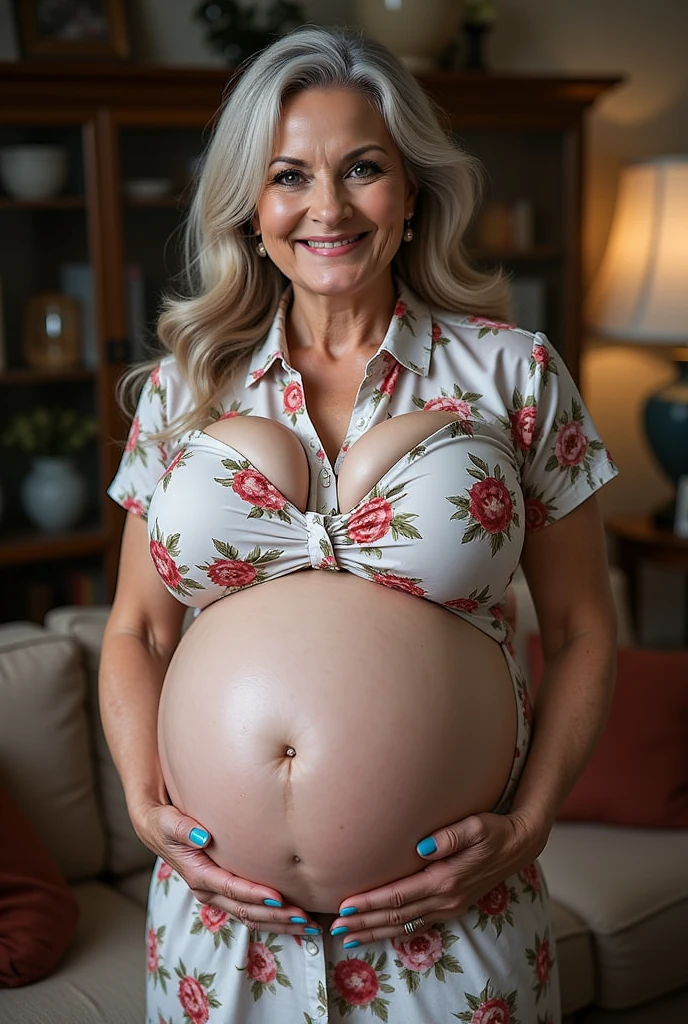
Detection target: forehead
<box><xmin>274</xmin><ymin>87</ymin><xmax>395</xmax><ymax>150</ymax></box>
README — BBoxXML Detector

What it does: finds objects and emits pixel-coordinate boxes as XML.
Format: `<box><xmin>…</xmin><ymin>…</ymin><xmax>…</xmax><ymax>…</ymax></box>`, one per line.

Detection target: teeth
<box><xmin>306</xmin><ymin>235</ymin><xmax>360</xmax><ymax>249</ymax></box>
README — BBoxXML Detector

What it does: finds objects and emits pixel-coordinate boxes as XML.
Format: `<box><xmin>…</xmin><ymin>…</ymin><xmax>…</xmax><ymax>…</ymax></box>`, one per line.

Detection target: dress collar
<box><xmin>244</xmin><ymin>279</ymin><xmax>433</xmax><ymax>388</ymax></box>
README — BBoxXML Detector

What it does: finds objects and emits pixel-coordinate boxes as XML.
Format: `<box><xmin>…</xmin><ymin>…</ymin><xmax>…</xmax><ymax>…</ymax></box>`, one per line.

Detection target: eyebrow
<box><xmin>268</xmin><ymin>144</ymin><xmax>389</xmax><ymax>168</ymax></box>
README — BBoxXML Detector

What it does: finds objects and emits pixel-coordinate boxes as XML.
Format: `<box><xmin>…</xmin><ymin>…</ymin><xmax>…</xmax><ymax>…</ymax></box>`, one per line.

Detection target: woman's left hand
<box><xmin>329</xmin><ymin>810</ymin><xmax>545</xmax><ymax>946</ymax></box>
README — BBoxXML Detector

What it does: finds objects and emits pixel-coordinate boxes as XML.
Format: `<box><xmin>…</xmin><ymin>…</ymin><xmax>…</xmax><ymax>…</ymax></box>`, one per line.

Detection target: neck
<box><xmin>287</xmin><ymin>275</ymin><xmax>396</xmax><ymax>362</ymax></box>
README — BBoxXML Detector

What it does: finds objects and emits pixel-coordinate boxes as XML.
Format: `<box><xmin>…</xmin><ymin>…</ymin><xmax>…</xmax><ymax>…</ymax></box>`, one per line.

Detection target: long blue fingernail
<box><xmin>331</xmin><ymin>926</ymin><xmax>349</xmax><ymax>936</ymax></box>
<box><xmin>417</xmin><ymin>836</ymin><xmax>437</xmax><ymax>856</ymax></box>
<box><xmin>189</xmin><ymin>827</ymin><xmax>209</xmax><ymax>846</ymax></box>
<box><xmin>340</xmin><ymin>906</ymin><xmax>358</xmax><ymax>916</ymax></box>
<box><xmin>290</xmin><ymin>916</ymin><xmax>307</xmax><ymax>924</ymax></box>
<box><xmin>343</xmin><ymin>939</ymin><xmax>361</xmax><ymax>948</ymax></box>
<box><xmin>304</xmin><ymin>926</ymin><xmax>321</xmax><ymax>935</ymax></box>
<box><xmin>263</xmin><ymin>898</ymin><xmax>283</xmax><ymax>908</ymax></box>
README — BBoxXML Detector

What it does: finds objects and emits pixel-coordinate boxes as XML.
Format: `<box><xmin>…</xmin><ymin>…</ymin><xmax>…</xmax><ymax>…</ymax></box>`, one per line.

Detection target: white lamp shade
<box><xmin>587</xmin><ymin>156</ymin><xmax>688</xmax><ymax>344</ymax></box>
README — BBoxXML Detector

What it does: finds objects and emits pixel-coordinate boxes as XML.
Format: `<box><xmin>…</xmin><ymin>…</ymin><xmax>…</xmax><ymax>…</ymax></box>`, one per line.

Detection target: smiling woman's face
<box><xmin>253</xmin><ymin>87</ymin><xmax>417</xmax><ymax>303</ymax></box>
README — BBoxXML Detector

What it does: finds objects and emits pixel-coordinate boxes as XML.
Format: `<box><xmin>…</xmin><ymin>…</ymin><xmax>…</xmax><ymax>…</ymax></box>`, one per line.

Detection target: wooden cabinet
<box><xmin>0</xmin><ymin>64</ymin><xmax>619</xmax><ymax>621</ymax></box>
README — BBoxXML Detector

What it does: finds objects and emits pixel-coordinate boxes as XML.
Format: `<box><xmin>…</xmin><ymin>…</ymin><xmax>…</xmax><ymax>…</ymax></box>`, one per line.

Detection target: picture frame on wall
<box><xmin>15</xmin><ymin>0</ymin><xmax>131</xmax><ymax>60</ymax></box>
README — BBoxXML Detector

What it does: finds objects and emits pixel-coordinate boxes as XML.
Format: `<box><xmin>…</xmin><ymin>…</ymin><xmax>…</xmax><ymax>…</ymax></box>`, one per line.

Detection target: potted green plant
<box><xmin>3</xmin><ymin>407</ymin><xmax>97</xmax><ymax>532</ymax></box>
<box><xmin>194</xmin><ymin>0</ymin><xmax>305</xmax><ymax>67</ymax></box>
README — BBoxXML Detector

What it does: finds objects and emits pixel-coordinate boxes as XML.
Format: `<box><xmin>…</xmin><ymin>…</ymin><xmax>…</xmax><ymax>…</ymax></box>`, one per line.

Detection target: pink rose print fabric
<box><xmin>110</xmin><ymin>281</ymin><xmax>617</xmax><ymax>1023</ymax></box>
<box><xmin>474</xmin><ymin>880</ymin><xmax>520</xmax><ymax>937</ymax></box>
<box><xmin>216</xmin><ymin>458</ymin><xmax>292</xmax><ymax>522</ymax></box>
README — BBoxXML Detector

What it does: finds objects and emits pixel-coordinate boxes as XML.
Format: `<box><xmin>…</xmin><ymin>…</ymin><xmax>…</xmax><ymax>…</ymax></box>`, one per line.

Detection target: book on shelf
<box><xmin>511</xmin><ymin>277</ymin><xmax>547</xmax><ymax>335</ymax></box>
<box><xmin>64</xmin><ymin>568</ymin><xmax>107</xmax><ymax>606</ymax></box>
<box><xmin>59</xmin><ymin>262</ymin><xmax>149</xmax><ymax>367</ymax></box>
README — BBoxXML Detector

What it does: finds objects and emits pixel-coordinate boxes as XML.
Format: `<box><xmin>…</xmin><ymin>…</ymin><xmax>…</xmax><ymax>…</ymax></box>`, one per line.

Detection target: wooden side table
<box><xmin>605</xmin><ymin>515</ymin><xmax>688</xmax><ymax>645</ymax></box>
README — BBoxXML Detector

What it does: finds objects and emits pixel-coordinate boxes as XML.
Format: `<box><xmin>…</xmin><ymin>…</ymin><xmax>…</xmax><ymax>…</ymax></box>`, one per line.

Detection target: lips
<box><xmin>300</xmin><ymin>233</ymin><xmax>365</xmax><ymax>249</ymax></box>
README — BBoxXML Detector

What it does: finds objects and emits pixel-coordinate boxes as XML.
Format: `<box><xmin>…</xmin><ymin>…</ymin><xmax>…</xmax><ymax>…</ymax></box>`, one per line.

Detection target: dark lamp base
<box><xmin>644</xmin><ymin>358</ymin><xmax>688</xmax><ymax>486</ymax></box>
<box><xmin>651</xmin><ymin>500</ymin><xmax>677</xmax><ymax>531</ymax></box>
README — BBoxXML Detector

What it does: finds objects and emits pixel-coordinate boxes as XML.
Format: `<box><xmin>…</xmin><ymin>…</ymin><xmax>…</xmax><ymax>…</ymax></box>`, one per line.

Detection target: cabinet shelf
<box><xmin>0</xmin><ymin>528</ymin><xmax>107</xmax><ymax>566</ymax></box>
<box><xmin>0</xmin><ymin>62</ymin><xmax>621</xmax><ymax>622</ymax></box>
<box><xmin>0</xmin><ymin>367</ymin><xmax>95</xmax><ymax>384</ymax></box>
<box><xmin>0</xmin><ymin>196</ymin><xmax>86</xmax><ymax>209</ymax></box>
<box><xmin>471</xmin><ymin>245</ymin><xmax>564</xmax><ymax>263</ymax></box>
<box><xmin>123</xmin><ymin>196</ymin><xmax>184</xmax><ymax>209</ymax></box>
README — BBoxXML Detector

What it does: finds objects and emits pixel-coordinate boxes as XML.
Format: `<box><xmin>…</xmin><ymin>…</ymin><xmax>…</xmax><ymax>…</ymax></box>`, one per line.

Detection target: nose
<box><xmin>308</xmin><ymin>176</ymin><xmax>352</xmax><ymax>226</ymax></box>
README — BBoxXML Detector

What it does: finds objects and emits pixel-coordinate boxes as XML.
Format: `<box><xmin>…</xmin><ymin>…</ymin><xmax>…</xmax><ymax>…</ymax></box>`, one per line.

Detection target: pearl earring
<box><xmin>403</xmin><ymin>219</ymin><xmax>414</xmax><ymax>243</ymax></box>
<box><xmin>256</xmin><ymin>237</ymin><xmax>267</xmax><ymax>257</ymax></box>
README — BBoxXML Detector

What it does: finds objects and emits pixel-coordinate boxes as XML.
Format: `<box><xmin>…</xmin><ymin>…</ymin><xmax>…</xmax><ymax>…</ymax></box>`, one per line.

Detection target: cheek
<box><xmin>256</xmin><ymin>196</ymin><xmax>299</xmax><ymax>236</ymax></box>
<box><xmin>368</xmin><ymin>190</ymin><xmax>406</xmax><ymax>230</ymax></box>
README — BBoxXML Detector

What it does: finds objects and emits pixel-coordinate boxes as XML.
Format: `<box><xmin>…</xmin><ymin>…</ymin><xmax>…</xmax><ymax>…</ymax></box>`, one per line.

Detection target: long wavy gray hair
<box><xmin>122</xmin><ymin>25</ymin><xmax>510</xmax><ymax>434</ymax></box>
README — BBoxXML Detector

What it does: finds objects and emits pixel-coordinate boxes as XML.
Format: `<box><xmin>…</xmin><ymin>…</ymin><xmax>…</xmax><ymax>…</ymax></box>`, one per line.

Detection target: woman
<box><xmin>101</xmin><ymin>26</ymin><xmax>618</xmax><ymax>1024</ymax></box>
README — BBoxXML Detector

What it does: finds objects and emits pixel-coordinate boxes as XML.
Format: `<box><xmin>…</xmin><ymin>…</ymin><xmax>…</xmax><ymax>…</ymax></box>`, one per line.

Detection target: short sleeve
<box><xmin>519</xmin><ymin>334</ymin><xmax>618</xmax><ymax>532</ymax></box>
<box><xmin>106</xmin><ymin>363</ymin><xmax>172</xmax><ymax>520</ymax></box>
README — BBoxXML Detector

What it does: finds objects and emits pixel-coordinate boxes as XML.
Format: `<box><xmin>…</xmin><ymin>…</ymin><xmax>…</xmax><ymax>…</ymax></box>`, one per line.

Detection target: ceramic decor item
<box><xmin>20</xmin><ymin>456</ymin><xmax>88</xmax><ymax>533</ymax></box>
<box><xmin>23</xmin><ymin>292</ymin><xmax>81</xmax><ymax>370</ymax></box>
<box><xmin>354</xmin><ymin>0</ymin><xmax>462</xmax><ymax>70</ymax></box>
<box><xmin>0</xmin><ymin>145</ymin><xmax>68</xmax><ymax>200</ymax></box>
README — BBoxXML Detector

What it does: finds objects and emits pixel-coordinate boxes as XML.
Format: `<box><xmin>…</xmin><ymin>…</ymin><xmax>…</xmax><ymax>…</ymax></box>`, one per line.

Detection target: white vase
<box><xmin>21</xmin><ymin>457</ymin><xmax>88</xmax><ymax>533</ymax></box>
<box><xmin>353</xmin><ymin>0</ymin><xmax>463</xmax><ymax>71</ymax></box>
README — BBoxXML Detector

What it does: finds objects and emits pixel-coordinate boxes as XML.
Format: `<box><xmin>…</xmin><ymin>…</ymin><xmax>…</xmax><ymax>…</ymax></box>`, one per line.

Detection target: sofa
<box><xmin>0</xmin><ymin>568</ymin><xmax>686</xmax><ymax>1023</ymax></box>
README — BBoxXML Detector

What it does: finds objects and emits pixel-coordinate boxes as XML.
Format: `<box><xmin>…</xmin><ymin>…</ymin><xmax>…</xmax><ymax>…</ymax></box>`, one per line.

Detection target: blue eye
<box><xmin>349</xmin><ymin>160</ymin><xmax>383</xmax><ymax>179</ymax></box>
<box><xmin>272</xmin><ymin>169</ymin><xmax>304</xmax><ymax>187</ymax></box>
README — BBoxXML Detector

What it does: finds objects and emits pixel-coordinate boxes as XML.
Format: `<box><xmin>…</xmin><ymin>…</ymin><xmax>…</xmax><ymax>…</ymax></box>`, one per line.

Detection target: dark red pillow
<box><xmin>0</xmin><ymin>783</ymin><xmax>80</xmax><ymax>988</ymax></box>
<box><xmin>527</xmin><ymin>637</ymin><xmax>688</xmax><ymax>828</ymax></box>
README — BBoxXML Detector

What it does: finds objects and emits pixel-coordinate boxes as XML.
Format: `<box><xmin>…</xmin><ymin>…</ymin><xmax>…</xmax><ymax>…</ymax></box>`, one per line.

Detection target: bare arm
<box><xmin>511</xmin><ymin>492</ymin><xmax>617</xmax><ymax>845</ymax></box>
<box><xmin>99</xmin><ymin>512</ymin><xmax>186</xmax><ymax>829</ymax></box>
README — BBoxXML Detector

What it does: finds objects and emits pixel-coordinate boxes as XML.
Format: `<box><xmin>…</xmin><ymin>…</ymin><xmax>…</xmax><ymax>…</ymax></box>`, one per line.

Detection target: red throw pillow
<box><xmin>0</xmin><ymin>783</ymin><xmax>80</xmax><ymax>988</ymax></box>
<box><xmin>527</xmin><ymin>637</ymin><xmax>688</xmax><ymax>828</ymax></box>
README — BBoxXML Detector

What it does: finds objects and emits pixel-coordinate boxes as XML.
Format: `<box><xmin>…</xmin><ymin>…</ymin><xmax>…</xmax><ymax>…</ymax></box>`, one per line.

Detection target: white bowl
<box><xmin>0</xmin><ymin>145</ymin><xmax>69</xmax><ymax>200</ymax></box>
<box><xmin>123</xmin><ymin>178</ymin><xmax>173</xmax><ymax>200</ymax></box>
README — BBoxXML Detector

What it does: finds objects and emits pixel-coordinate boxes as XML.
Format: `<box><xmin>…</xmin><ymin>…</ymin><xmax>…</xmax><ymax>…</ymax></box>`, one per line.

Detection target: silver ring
<box><xmin>403</xmin><ymin>915</ymin><xmax>426</xmax><ymax>935</ymax></box>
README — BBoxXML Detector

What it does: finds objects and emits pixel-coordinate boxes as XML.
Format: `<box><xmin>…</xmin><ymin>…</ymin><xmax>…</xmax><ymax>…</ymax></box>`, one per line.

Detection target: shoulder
<box><xmin>429</xmin><ymin>307</ymin><xmax>559</xmax><ymax>385</ymax></box>
<box><xmin>131</xmin><ymin>354</ymin><xmax>194</xmax><ymax>440</ymax></box>
<box><xmin>151</xmin><ymin>354</ymin><xmax>193</xmax><ymax>413</ymax></box>
<box><xmin>431</xmin><ymin>307</ymin><xmax>546</xmax><ymax>360</ymax></box>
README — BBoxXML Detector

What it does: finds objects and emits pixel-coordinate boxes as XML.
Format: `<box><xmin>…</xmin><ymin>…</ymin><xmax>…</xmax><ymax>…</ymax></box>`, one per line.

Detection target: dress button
<box><xmin>308</xmin><ymin>438</ymin><xmax>319</xmax><ymax>450</ymax></box>
<box><xmin>305</xmin><ymin>939</ymin><xmax>319</xmax><ymax>957</ymax></box>
<box><xmin>319</xmin><ymin>468</ymin><xmax>331</xmax><ymax>487</ymax></box>
<box><xmin>355</xmin><ymin>416</ymin><xmax>366</xmax><ymax>429</ymax></box>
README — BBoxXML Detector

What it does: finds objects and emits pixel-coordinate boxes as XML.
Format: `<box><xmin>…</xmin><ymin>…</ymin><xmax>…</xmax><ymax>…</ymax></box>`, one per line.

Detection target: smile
<box><xmin>302</xmin><ymin>234</ymin><xmax>365</xmax><ymax>249</ymax></box>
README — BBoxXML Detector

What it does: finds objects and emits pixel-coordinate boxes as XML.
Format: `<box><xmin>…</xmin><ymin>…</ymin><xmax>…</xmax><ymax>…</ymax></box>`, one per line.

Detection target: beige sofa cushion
<box><xmin>550</xmin><ymin>899</ymin><xmax>595</xmax><ymax>1015</ymax></box>
<box><xmin>0</xmin><ymin>624</ymin><xmax>105</xmax><ymax>882</ymax></box>
<box><xmin>46</xmin><ymin>607</ymin><xmax>156</xmax><ymax>879</ymax></box>
<box><xmin>0</xmin><ymin>881</ymin><xmax>146</xmax><ymax>1024</ymax></box>
<box><xmin>540</xmin><ymin>823</ymin><xmax>688</xmax><ymax>1009</ymax></box>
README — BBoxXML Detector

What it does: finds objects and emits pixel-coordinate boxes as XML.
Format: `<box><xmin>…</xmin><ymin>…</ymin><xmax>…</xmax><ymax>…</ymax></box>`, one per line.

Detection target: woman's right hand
<box><xmin>136</xmin><ymin>800</ymin><xmax>322</xmax><ymax>937</ymax></box>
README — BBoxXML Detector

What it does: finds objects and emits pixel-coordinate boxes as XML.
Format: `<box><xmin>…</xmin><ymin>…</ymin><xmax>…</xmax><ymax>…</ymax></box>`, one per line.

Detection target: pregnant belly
<box><xmin>158</xmin><ymin>572</ymin><xmax>517</xmax><ymax>912</ymax></box>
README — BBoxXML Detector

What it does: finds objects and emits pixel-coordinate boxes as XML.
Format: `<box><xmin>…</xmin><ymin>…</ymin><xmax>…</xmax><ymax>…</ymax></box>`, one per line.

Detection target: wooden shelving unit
<box><xmin>0</xmin><ymin>62</ymin><xmax>620</xmax><ymax>622</ymax></box>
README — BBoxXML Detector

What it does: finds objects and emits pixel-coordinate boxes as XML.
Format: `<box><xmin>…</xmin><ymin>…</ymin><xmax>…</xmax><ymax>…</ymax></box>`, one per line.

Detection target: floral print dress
<box><xmin>109</xmin><ymin>282</ymin><xmax>617</xmax><ymax>1024</ymax></box>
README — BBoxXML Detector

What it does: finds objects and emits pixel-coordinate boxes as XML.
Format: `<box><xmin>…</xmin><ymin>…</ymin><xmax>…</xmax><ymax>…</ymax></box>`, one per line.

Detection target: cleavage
<box><xmin>202</xmin><ymin>411</ymin><xmax>460</xmax><ymax>514</ymax></box>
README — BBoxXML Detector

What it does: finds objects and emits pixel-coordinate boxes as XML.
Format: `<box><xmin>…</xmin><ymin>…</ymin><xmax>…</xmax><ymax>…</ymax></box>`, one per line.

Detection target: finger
<box><xmin>336</xmin><ymin>860</ymin><xmax>451</xmax><ymax>916</ymax></box>
<box><xmin>192</xmin><ymin>890</ymin><xmax>322</xmax><ymax>933</ymax></box>
<box><xmin>183</xmin><ymin>857</ymin><xmax>288</xmax><ymax>910</ymax></box>
<box><xmin>330</xmin><ymin>898</ymin><xmax>438</xmax><ymax>941</ymax></box>
<box><xmin>415</xmin><ymin>814</ymin><xmax>487</xmax><ymax>860</ymax></box>
<box><xmin>156</xmin><ymin>809</ymin><xmax>286</xmax><ymax>907</ymax></box>
<box><xmin>158</xmin><ymin>806</ymin><xmax>213</xmax><ymax>850</ymax></box>
<box><xmin>336</xmin><ymin>912</ymin><xmax>441</xmax><ymax>948</ymax></box>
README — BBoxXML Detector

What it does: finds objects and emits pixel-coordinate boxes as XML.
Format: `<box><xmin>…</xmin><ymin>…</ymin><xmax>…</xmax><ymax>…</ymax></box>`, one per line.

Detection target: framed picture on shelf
<box><xmin>14</xmin><ymin>0</ymin><xmax>131</xmax><ymax>60</ymax></box>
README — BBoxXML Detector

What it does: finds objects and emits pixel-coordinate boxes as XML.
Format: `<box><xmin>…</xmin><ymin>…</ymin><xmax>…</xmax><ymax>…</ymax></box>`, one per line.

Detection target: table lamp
<box><xmin>587</xmin><ymin>156</ymin><xmax>688</xmax><ymax>527</ymax></box>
